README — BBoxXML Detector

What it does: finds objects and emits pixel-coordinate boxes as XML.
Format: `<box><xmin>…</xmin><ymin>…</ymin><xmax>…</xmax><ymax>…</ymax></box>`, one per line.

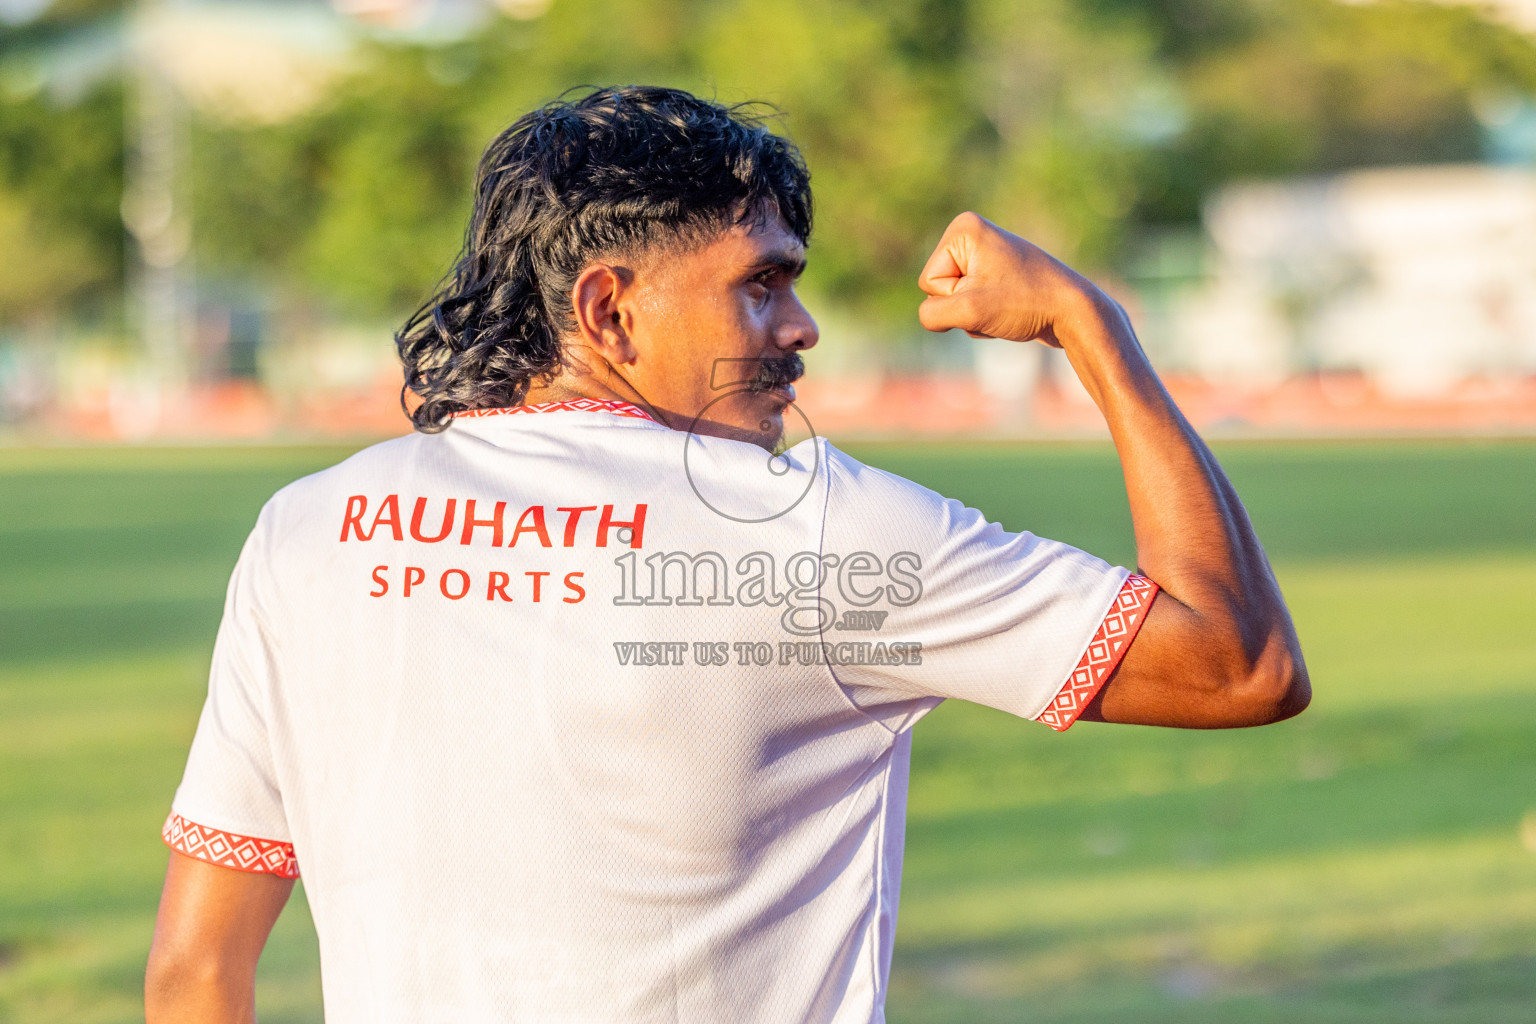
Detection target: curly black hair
<box><xmin>395</xmin><ymin>85</ymin><xmax>814</xmax><ymax>432</ymax></box>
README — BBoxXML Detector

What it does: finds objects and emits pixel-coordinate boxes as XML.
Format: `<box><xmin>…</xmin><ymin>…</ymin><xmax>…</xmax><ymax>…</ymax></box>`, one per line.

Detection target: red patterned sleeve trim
<box><xmin>1036</xmin><ymin>574</ymin><xmax>1160</xmax><ymax>732</ymax></box>
<box><xmin>163</xmin><ymin>813</ymin><xmax>300</xmax><ymax>878</ymax></box>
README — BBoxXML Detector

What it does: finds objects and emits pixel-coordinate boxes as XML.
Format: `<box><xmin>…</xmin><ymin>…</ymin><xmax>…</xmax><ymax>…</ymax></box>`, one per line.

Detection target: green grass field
<box><xmin>2</xmin><ymin>440</ymin><xmax>1534</xmax><ymax>1023</ymax></box>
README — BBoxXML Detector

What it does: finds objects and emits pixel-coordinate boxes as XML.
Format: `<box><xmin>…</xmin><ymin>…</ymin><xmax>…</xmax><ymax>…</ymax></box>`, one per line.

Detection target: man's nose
<box><xmin>776</xmin><ymin>295</ymin><xmax>819</xmax><ymax>352</ymax></box>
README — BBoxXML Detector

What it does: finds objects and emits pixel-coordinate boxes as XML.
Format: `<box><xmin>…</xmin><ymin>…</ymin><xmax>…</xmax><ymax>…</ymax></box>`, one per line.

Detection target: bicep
<box><xmin>146</xmin><ymin>852</ymin><xmax>293</xmax><ymax>1023</ymax></box>
<box><xmin>1076</xmin><ymin>590</ymin><xmax>1278</xmax><ymax>728</ymax></box>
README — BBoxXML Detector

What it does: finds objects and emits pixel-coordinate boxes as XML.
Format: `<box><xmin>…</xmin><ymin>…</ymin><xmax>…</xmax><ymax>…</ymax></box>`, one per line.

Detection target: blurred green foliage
<box><xmin>0</xmin><ymin>82</ymin><xmax>123</xmax><ymax>322</ymax></box>
<box><xmin>3</xmin><ymin>0</ymin><xmax>1536</xmax><ymax>332</ymax></box>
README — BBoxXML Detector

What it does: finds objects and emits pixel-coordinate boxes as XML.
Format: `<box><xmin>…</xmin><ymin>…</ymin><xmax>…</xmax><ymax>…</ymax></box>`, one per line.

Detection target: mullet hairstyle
<box><xmin>395</xmin><ymin>85</ymin><xmax>814</xmax><ymax>432</ymax></box>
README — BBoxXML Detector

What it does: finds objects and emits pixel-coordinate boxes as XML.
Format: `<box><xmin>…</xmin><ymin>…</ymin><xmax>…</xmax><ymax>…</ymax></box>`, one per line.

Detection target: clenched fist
<box><xmin>917</xmin><ymin>212</ymin><xmax>1116</xmax><ymax>348</ymax></box>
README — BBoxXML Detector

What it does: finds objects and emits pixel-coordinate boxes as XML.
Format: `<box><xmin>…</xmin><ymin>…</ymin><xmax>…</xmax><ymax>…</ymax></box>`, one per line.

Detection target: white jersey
<box><xmin>165</xmin><ymin>400</ymin><xmax>1155</xmax><ymax>1024</ymax></box>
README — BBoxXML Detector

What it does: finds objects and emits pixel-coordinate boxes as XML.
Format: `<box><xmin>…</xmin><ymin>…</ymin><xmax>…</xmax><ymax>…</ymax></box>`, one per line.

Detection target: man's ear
<box><xmin>570</xmin><ymin>263</ymin><xmax>637</xmax><ymax>365</ymax></box>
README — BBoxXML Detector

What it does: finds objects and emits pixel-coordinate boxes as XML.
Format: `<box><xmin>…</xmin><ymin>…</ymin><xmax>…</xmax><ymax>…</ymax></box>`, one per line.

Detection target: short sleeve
<box><xmin>164</xmin><ymin>512</ymin><xmax>298</xmax><ymax>876</ymax></box>
<box><xmin>819</xmin><ymin>444</ymin><xmax>1155</xmax><ymax>732</ymax></box>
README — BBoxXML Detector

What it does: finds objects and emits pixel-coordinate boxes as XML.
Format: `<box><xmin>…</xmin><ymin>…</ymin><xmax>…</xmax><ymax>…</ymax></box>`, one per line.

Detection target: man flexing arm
<box><xmin>145</xmin><ymin>206</ymin><xmax>1308</xmax><ymax>1022</ymax></box>
<box><xmin>917</xmin><ymin>211</ymin><xmax>1310</xmax><ymax>727</ymax></box>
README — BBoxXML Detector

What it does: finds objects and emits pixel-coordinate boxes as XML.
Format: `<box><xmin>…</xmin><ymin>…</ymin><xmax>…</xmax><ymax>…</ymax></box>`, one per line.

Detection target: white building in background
<box><xmin>1422</xmin><ymin>0</ymin><xmax>1536</xmax><ymax>34</ymax></box>
<box><xmin>1176</xmin><ymin>164</ymin><xmax>1536</xmax><ymax>396</ymax></box>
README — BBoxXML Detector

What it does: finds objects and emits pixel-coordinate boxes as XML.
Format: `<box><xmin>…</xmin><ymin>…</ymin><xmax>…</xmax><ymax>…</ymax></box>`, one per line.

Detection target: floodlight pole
<box><xmin>122</xmin><ymin>0</ymin><xmax>193</xmax><ymax>401</ymax></box>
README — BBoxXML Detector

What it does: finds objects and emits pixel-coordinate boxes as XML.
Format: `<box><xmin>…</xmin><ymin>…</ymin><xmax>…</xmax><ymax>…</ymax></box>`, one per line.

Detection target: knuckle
<box><xmin>952</xmin><ymin>210</ymin><xmax>984</xmax><ymax>232</ymax></box>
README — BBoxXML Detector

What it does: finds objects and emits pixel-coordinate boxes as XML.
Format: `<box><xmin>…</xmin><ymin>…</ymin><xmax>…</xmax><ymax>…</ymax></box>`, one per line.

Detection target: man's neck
<box><xmin>521</xmin><ymin>354</ymin><xmax>679</xmax><ymax>430</ymax></box>
<box><xmin>520</xmin><ymin>379</ymin><xmax>619</xmax><ymax>406</ymax></box>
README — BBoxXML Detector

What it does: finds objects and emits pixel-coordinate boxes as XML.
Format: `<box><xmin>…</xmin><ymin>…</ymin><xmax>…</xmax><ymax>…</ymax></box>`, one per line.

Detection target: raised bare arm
<box><xmin>918</xmin><ymin>212</ymin><xmax>1309</xmax><ymax>728</ymax></box>
<box><xmin>146</xmin><ymin>851</ymin><xmax>294</xmax><ymax>1023</ymax></box>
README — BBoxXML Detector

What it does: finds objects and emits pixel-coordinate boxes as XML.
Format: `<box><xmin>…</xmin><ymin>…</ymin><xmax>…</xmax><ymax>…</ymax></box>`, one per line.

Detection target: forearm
<box><xmin>1057</xmin><ymin>296</ymin><xmax>1269</xmax><ymax>601</ymax></box>
<box><xmin>1057</xmin><ymin>293</ymin><xmax>1305</xmax><ymax>709</ymax></box>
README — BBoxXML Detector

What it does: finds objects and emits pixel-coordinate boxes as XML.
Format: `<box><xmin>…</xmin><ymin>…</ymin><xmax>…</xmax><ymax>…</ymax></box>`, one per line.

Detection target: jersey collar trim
<box><xmin>453</xmin><ymin>399</ymin><xmax>657</xmax><ymax>423</ymax></box>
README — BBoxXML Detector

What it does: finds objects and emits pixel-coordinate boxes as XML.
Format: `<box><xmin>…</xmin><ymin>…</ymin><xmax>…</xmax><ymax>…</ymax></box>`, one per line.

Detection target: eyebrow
<box><xmin>745</xmin><ymin>251</ymin><xmax>808</xmax><ymax>279</ymax></box>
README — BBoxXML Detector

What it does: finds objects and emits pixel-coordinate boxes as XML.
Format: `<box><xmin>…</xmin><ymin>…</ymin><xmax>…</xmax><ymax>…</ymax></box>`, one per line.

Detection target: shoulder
<box><xmin>821</xmin><ymin>440</ymin><xmax>969</xmax><ymax>524</ymax></box>
<box><xmin>262</xmin><ymin>433</ymin><xmax>428</xmax><ymax>518</ymax></box>
<box><xmin>237</xmin><ymin>433</ymin><xmax>437</xmax><ymax>559</ymax></box>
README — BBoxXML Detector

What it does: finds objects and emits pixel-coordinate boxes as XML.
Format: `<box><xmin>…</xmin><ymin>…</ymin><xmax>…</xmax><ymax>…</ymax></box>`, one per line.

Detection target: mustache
<box><xmin>742</xmin><ymin>354</ymin><xmax>805</xmax><ymax>392</ymax></box>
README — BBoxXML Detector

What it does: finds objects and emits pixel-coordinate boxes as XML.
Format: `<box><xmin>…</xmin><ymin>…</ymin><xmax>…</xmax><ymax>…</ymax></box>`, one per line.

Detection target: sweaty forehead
<box><xmin>741</xmin><ymin>220</ymin><xmax>807</xmax><ymax>270</ymax></box>
<box><xmin>661</xmin><ymin>218</ymin><xmax>804</xmax><ymax>276</ymax></box>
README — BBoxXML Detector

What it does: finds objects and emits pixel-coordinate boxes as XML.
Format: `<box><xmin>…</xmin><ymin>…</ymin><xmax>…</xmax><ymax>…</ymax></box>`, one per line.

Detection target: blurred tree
<box><xmin>1131</xmin><ymin>0</ymin><xmax>1536</xmax><ymax>224</ymax></box>
<box><xmin>969</xmin><ymin>0</ymin><xmax>1167</xmax><ymax>268</ymax></box>
<box><xmin>0</xmin><ymin>83</ymin><xmax>123</xmax><ymax>325</ymax></box>
<box><xmin>295</xmin><ymin>52</ymin><xmax>476</xmax><ymax>316</ymax></box>
<box><xmin>11</xmin><ymin>0</ymin><xmax>1536</xmax><ymax>339</ymax></box>
<box><xmin>694</xmin><ymin>0</ymin><xmax>976</xmax><ymax>321</ymax></box>
<box><xmin>190</xmin><ymin>120</ymin><xmax>321</xmax><ymax>290</ymax></box>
